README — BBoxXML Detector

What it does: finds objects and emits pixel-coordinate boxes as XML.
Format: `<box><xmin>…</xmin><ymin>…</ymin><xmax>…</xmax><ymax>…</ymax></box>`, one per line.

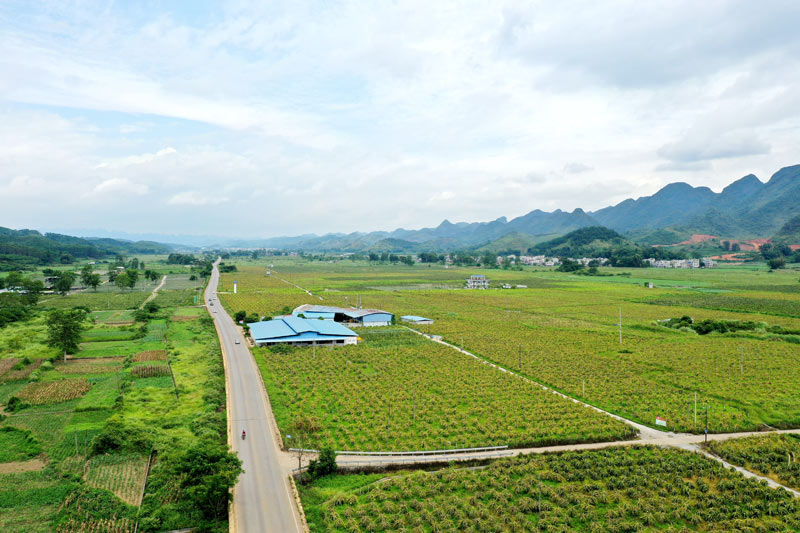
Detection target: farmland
<box><xmin>0</xmin><ymin>267</ymin><xmax>234</xmax><ymax>532</ymax></box>
<box><xmin>220</xmin><ymin>258</ymin><xmax>800</xmax><ymax>437</ymax></box>
<box><xmin>709</xmin><ymin>434</ymin><xmax>800</xmax><ymax>491</ymax></box>
<box><xmin>298</xmin><ymin>445</ymin><xmax>800</xmax><ymax>531</ymax></box>
<box><xmin>258</xmin><ymin>329</ymin><xmax>634</xmax><ymax>451</ymax></box>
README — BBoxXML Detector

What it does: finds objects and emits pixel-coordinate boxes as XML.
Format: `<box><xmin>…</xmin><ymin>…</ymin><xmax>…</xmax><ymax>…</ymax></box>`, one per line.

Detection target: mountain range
<box><xmin>242</xmin><ymin>164</ymin><xmax>800</xmax><ymax>252</ymax></box>
<box><xmin>27</xmin><ymin>164</ymin><xmax>800</xmax><ymax>253</ymax></box>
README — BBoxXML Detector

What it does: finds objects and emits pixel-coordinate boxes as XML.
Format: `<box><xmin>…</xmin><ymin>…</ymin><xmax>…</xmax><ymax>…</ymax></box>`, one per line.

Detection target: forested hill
<box><xmin>0</xmin><ymin>227</ymin><xmax>173</xmax><ymax>270</ymax></box>
<box><xmin>528</xmin><ymin>226</ymin><xmax>683</xmax><ymax>262</ymax></box>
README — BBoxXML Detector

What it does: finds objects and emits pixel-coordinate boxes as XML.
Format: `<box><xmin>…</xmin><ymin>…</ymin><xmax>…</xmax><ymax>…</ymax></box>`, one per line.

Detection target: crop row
<box><xmin>301</xmin><ymin>445</ymin><xmax>800</xmax><ymax>532</ymax></box>
<box><xmin>16</xmin><ymin>379</ymin><xmax>91</xmax><ymax>405</ymax></box>
<box><xmin>259</xmin><ymin>330</ymin><xmax>634</xmax><ymax>451</ymax></box>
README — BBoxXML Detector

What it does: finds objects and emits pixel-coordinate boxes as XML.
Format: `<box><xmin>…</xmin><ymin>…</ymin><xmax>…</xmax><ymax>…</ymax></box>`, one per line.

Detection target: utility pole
<box><xmin>582</xmin><ymin>379</ymin><xmax>585</xmax><ymax>397</ymax></box>
<box><xmin>694</xmin><ymin>392</ymin><xmax>697</xmax><ymax>428</ymax></box>
<box><xmin>518</xmin><ymin>345</ymin><xmax>522</xmax><ymax>370</ymax></box>
<box><xmin>618</xmin><ymin>306</ymin><xmax>622</xmax><ymax>345</ymax></box>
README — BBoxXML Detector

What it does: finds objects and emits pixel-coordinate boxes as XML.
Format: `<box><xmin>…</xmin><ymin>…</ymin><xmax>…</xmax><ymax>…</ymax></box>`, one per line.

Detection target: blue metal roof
<box><xmin>401</xmin><ymin>315</ymin><xmax>432</xmax><ymax>322</ymax></box>
<box><xmin>249</xmin><ymin>317</ymin><xmax>358</xmax><ymax>341</ymax></box>
<box><xmin>293</xmin><ymin>304</ymin><xmax>393</xmax><ymax>319</ymax></box>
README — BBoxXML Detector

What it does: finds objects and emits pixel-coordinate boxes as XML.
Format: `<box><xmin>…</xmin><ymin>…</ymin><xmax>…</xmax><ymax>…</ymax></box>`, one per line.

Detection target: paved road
<box><xmin>205</xmin><ymin>261</ymin><xmax>301</xmax><ymax>533</ymax></box>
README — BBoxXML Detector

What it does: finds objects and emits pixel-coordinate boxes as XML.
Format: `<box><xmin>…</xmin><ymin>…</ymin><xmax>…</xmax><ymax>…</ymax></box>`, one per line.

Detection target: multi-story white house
<box><xmin>466</xmin><ymin>274</ymin><xmax>490</xmax><ymax>289</ymax></box>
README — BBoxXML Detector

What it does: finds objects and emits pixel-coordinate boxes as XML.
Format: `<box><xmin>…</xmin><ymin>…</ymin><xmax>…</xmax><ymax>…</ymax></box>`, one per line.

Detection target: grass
<box><xmin>0</xmin><ymin>427</ymin><xmax>42</xmax><ymax>462</ymax></box>
<box><xmin>0</xmin><ymin>275</ymin><xmax>230</xmax><ymax>531</ymax></box>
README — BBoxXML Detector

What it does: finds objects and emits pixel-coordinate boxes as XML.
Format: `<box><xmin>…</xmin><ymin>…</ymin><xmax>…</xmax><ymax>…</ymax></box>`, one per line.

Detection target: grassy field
<box><xmin>258</xmin><ymin>329</ymin><xmax>634</xmax><ymax>451</ymax></box>
<box><xmin>299</xmin><ymin>445</ymin><xmax>800</xmax><ymax>531</ymax></box>
<box><xmin>0</xmin><ymin>271</ymin><xmax>232</xmax><ymax>532</ymax></box>
<box><xmin>221</xmin><ymin>259</ymin><xmax>800</xmax><ymax>435</ymax></box>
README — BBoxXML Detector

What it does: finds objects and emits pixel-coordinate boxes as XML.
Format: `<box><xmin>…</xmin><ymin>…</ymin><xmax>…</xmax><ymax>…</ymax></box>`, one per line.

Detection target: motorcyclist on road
<box><xmin>242</xmin><ymin>429</ymin><xmax>246</xmax><ymax>440</ymax></box>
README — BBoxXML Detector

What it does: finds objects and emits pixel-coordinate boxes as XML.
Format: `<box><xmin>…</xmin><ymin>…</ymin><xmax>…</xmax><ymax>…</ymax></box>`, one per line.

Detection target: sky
<box><xmin>1</xmin><ymin>0</ymin><xmax>799</xmax><ymax>240</ymax></box>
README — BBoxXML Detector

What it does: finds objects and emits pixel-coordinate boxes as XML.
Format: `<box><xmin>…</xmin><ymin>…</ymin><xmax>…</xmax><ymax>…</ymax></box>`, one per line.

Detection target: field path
<box><xmin>139</xmin><ymin>275</ymin><xmax>166</xmax><ymax>309</ymax></box>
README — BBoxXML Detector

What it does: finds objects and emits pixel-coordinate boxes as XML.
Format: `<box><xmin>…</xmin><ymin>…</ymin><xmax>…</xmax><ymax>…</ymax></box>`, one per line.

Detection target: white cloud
<box><xmin>167</xmin><ymin>191</ymin><xmax>229</xmax><ymax>206</ymax></box>
<box><xmin>92</xmin><ymin>178</ymin><xmax>149</xmax><ymax>195</ymax></box>
<box><xmin>0</xmin><ymin>1</ymin><xmax>799</xmax><ymax>237</ymax></box>
<box><xmin>95</xmin><ymin>147</ymin><xmax>177</xmax><ymax>169</ymax></box>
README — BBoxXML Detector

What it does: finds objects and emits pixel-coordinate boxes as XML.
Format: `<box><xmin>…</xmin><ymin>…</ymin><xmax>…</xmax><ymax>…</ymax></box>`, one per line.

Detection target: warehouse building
<box><xmin>292</xmin><ymin>304</ymin><xmax>393</xmax><ymax>327</ymax></box>
<box><xmin>249</xmin><ymin>316</ymin><xmax>359</xmax><ymax>346</ymax></box>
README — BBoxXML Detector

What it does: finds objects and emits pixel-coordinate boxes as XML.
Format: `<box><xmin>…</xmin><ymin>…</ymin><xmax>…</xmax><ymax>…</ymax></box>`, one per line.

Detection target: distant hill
<box><xmin>591</xmin><ymin>165</ymin><xmax>800</xmax><ymax>238</ymax></box>
<box><xmin>0</xmin><ymin>227</ymin><xmax>173</xmax><ymax>270</ymax></box>
<box><xmin>476</xmin><ymin>232</ymin><xmax>554</xmax><ymax>254</ymax></box>
<box><xmin>773</xmin><ymin>215</ymin><xmax>800</xmax><ymax>244</ymax></box>
<box><xmin>528</xmin><ymin>226</ymin><xmax>628</xmax><ymax>257</ymax></box>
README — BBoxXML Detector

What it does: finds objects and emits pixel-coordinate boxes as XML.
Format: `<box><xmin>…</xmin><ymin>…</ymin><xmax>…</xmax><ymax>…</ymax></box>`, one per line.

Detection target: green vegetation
<box><xmin>0</xmin><ymin>269</ymin><xmax>238</xmax><ymax>532</ymax></box>
<box><xmin>708</xmin><ymin>434</ymin><xmax>800</xmax><ymax>491</ymax></box>
<box><xmin>529</xmin><ymin>226</ymin><xmax>686</xmax><ymax>266</ymax></box>
<box><xmin>0</xmin><ymin>427</ymin><xmax>42</xmax><ymax>462</ymax></box>
<box><xmin>660</xmin><ymin>315</ymin><xmax>800</xmax><ymax>338</ymax></box>
<box><xmin>299</xmin><ymin>445</ymin><xmax>800</xmax><ymax>531</ymax></box>
<box><xmin>0</xmin><ymin>226</ymin><xmax>172</xmax><ymax>271</ymax></box>
<box><xmin>258</xmin><ymin>329</ymin><xmax>634</xmax><ymax>451</ymax></box>
<box><xmin>221</xmin><ymin>258</ymin><xmax>800</xmax><ymax>435</ymax></box>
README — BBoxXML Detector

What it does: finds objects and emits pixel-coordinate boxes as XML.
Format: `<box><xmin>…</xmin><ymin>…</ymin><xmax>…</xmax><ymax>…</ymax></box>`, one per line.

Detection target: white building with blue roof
<box><xmin>249</xmin><ymin>316</ymin><xmax>359</xmax><ymax>346</ymax></box>
<box><xmin>292</xmin><ymin>304</ymin><xmax>393</xmax><ymax>327</ymax></box>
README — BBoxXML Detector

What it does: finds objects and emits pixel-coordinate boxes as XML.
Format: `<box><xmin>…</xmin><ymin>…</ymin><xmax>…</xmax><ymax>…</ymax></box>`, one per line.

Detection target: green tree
<box><xmin>768</xmin><ymin>257</ymin><xmax>786</xmax><ymax>270</ymax></box>
<box><xmin>46</xmin><ymin>308</ymin><xmax>87</xmax><ymax>360</ymax></box>
<box><xmin>79</xmin><ymin>264</ymin><xmax>94</xmax><ymax>286</ymax></box>
<box><xmin>126</xmin><ymin>269</ymin><xmax>140</xmax><ymax>288</ymax></box>
<box><xmin>54</xmin><ymin>271</ymin><xmax>77</xmax><ymax>296</ymax></box>
<box><xmin>87</xmin><ymin>273</ymin><xmax>101</xmax><ymax>291</ymax></box>
<box><xmin>115</xmin><ymin>272</ymin><xmax>130</xmax><ymax>290</ymax></box>
<box><xmin>172</xmin><ymin>442</ymin><xmax>243</xmax><ymax>520</ymax></box>
<box><xmin>20</xmin><ymin>278</ymin><xmax>45</xmax><ymax>305</ymax></box>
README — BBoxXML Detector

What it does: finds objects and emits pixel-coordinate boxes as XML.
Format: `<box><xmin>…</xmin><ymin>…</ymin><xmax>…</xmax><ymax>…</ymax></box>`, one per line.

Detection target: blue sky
<box><xmin>1</xmin><ymin>0</ymin><xmax>799</xmax><ymax>239</ymax></box>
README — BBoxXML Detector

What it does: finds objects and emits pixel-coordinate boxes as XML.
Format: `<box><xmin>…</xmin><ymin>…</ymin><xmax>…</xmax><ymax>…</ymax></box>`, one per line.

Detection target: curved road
<box><xmin>205</xmin><ymin>261</ymin><xmax>301</xmax><ymax>533</ymax></box>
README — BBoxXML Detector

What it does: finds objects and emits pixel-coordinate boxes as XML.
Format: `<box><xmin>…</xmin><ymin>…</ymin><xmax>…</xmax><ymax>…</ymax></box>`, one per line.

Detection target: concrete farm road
<box><xmin>205</xmin><ymin>260</ymin><xmax>301</xmax><ymax>533</ymax></box>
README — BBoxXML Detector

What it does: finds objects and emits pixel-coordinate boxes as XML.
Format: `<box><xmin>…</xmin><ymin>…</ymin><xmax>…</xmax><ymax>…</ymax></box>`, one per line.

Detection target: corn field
<box><xmin>84</xmin><ymin>453</ymin><xmax>150</xmax><ymax>506</ymax></box>
<box><xmin>130</xmin><ymin>364</ymin><xmax>171</xmax><ymax>378</ymax></box>
<box><xmin>56</xmin><ymin>517</ymin><xmax>133</xmax><ymax>533</ymax></box>
<box><xmin>133</xmin><ymin>350</ymin><xmax>167</xmax><ymax>362</ymax></box>
<box><xmin>16</xmin><ymin>378</ymin><xmax>91</xmax><ymax>405</ymax></box>
<box><xmin>0</xmin><ymin>357</ymin><xmax>20</xmax><ymax>377</ymax></box>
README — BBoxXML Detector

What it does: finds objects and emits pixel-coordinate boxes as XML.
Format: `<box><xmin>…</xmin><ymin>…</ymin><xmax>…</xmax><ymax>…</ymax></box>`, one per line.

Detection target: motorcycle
<box><xmin>242</xmin><ymin>430</ymin><xmax>246</xmax><ymax>440</ymax></box>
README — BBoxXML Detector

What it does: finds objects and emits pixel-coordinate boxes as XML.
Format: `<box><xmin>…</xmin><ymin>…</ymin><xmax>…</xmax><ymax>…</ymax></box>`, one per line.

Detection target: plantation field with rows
<box><xmin>221</xmin><ymin>259</ymin><xmax>800</xmax><ymax>435</ymax></box>
<box><xmin>257</xmin><ymin>329</ymin><xmax>634</xmax><ymax>451</ymax></box>
<box><xmin>709</xmin><ymin>434</ymin><xmax>800</xmax><ymax>491</ymax></box>
<box><xmin>299</xmin><ymin>445</ymin><xmax>800</xmax><ymax>531</ymax></box>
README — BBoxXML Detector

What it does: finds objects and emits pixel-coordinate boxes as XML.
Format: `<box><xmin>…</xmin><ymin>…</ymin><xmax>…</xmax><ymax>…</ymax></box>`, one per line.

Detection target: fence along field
<box><xmin>257</xmin><ymin>329</ymin><xmax>634</xmax><ymax>451</ymax></box>
<box><xmin>299</xmin><ymin>445</ymin><xmax>800</xmax><ymax>531</ymax></box>
<box><xmin>221</xmin><ymin>260</ymin><xmax>800</xmax><ymax>435</ymax></box>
